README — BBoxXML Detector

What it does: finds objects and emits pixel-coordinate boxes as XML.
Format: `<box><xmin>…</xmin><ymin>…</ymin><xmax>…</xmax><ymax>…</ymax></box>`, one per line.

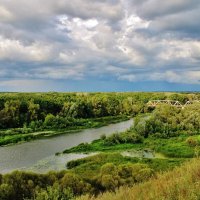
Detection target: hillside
<box><xmin>78</xmin><ymin>158</ymin><xmax>200</xmax><ymax>200</ymax></box>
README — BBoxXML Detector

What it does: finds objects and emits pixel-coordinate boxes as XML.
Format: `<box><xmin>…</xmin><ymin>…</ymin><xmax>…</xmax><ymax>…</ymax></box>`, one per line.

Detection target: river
<box><xmin>0</xmin><ymin>119</ymin><xmax>133</xmax><ymax>174</ymax></box>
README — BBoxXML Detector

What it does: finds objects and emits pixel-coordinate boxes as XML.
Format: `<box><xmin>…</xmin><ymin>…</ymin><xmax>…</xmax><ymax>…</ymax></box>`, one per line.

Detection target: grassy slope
<box><xmin>78</xmin><ymin>158</ymin><xmax>200</xmax><ymax>200</ymax></box>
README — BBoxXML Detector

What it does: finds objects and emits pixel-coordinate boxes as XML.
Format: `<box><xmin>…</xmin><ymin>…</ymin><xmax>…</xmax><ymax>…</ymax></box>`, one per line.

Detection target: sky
<box><xmin>0</xmin><ymin>0</ymin><xmax>200</xmax><ymax>92</ymax></box>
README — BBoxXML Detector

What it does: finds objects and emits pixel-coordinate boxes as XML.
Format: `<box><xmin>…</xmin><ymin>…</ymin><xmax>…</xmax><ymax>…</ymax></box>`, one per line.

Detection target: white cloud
<box><xmin>0</xmin><ymin>5</ymin><xmax>13</xmax><ymax>21</ymax></box>
<box><xmin>157</xmin><ymin>39</ymin><xmax>200</xmax><ymax>64</ymax></box>
<box><xmin>33</xmin><ymin>65</ymin><xmax>85</xmax><ymax>80</ymax></box>
<box><xmin>0</xmin><ymin>0</ymin><xmax>123</xmax><ymax>24</ymax></box>
<box><xmin>0</xmin><ymin>36</ymin><xmax>53</xmax><ymax>62</ymax></box>
<box><xmin>132</xmin><ymin>0</ymin><xmax>199</xmax><ymax>19</ymax></box>
<box><xmin>0</xmin><ymin>0</ymin><xmax>199</xmax><ymax>88</ymax></box>
<box><xmin>150</xmin><ymin>70</ymin><xmax>200</xmax><ymax>84</ymax></box>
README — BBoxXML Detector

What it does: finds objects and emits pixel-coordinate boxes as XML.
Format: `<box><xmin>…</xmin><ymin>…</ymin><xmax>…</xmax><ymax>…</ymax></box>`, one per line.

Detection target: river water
<box><xmin>0</xmin><ymin>119</ymin><xmax>133</xmax><ymax>174</ymax></box>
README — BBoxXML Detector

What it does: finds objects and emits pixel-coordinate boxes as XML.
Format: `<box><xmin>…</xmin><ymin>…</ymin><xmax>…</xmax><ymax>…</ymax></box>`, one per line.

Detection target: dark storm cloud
<box><xmin>130</xmin><ymin>0</ymin><xmax>200</xmax><ymax>36</ymax></box>
<box><xmin>0</xmin><ymin>0</ymin><xmax>123</xmax><ymax>24</ymax></box>
<box><xmin>132</xmin><ymin>0</ymin><xmax>199</xmax><ymax>19</ymax></box>
<box><xmin>148</xmin><ymin>8</ymin><xmax>200</xmax><ymax>34</ymax></box>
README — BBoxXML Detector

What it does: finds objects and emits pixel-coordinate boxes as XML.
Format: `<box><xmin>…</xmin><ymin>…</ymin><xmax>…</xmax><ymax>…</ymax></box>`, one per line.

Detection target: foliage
<box><xmin>67</xmin><ymin>153</ymin><xmax>184</xmax><ymax>177</ymax></box>
<box><xmin>134</xmin><ymin>103</ymin><xmax>200</xmax><ymax>138</ymax></box>
<box><xmin>0</xmin><ymin>92</ymin><xmax>151</xmax><ymax>129</ymax></box>
<box><xmin>77</xmin><ymin>159</ymin><xmax>200</xmax><ymax>200</ymax></box>
<box><xmin>0</xmin><ymin>92</ymin><xmax>199</xmax><ymax>199</ymax></box>
<box><xmin>0</xmin><ymin>92</ymin><xmax>197</xmax><ymax>130</ymax></box>
<box><xmin>103</xmin><ymin>130</ymin><xmax>143</xmax><ymax>146</ymax></box>
<box><xmin>0</xmin><ymin>92</ymin><xmax>198</xmax><ymax>146</ymax></box>
<box><xmin>186</xmin><ymin>137</ymin><xmax>200</xmax><ymax>147</ymax></box>
<box><xmin>34</xmin><ymin>184</ymin><xmax>74</xmax><ymax>200</ymax></box>
<box><xmin>0</xmin><ymin>152</ymin><xmax>177</xmax><ymax>200</ymax></box>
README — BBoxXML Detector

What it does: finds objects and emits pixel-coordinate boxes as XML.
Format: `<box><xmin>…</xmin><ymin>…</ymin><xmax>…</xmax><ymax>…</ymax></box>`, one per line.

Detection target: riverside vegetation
<box><xmin>0</xmin><ymin>92</ymin><xmax>150</xmax><ymax>146</ymax></box>
<box><xmin>0</xmin><ymin>92</ymin><xmax>199</xmax><ymax>200</ymax></box>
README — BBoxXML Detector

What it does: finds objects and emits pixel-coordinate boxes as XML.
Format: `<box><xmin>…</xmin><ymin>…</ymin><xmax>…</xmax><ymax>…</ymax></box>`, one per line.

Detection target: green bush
<box><xmin>103</xmin><ymin>131</ymin><xmax>143</xmax><ymax>146</ymax></box>
<box><xmin>35</xmin><ymin>184</ymin><xmax>74</xmax><ymax>200</ymax></box>
<box><xmin>186</xmin><ymin>137</ymin><xmax>199</xmax><ymax>147</ymax></box>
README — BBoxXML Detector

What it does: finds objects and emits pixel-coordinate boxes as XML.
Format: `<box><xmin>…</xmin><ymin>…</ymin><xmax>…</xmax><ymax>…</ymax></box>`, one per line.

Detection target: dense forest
<box><xmin>0</xmin><ymin>92</ymin><xmax>150</xmax><ymax>129</ymax></box>
<box><xmin>0</xmin><ymin>92</ymin><xmax>200</xmax><ymax>200</ymax></box>
<box><xmin>0</xmin><ymin>92</ymin><xmax>155</xmax><ymax>132</ymax></box>
<box><xmin>0</xmin><ymin>92</ymin><xmax>150</xmax><ymax>145</ymax></box>
<box><xmin>0</xmin><ymin>92</ymin><xmax>199</xmax><ymax>129</ymax></box>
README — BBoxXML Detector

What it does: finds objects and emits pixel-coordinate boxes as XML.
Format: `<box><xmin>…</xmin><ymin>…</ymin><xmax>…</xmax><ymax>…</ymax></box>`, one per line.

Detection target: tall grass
<box><xmin>78</xmin><ymin>158</ymin><xmax>200</xmax><ymax>200</ymax></box>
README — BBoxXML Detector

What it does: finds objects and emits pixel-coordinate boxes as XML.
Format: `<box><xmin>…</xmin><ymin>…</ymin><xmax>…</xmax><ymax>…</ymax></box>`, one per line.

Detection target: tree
<box><xmin>0</xmin><ymin>184</ymin><xmax>15</xmax><ymax>200</ymax></box>
<box><xmin>61</xmin><ymin>173</ymin><xmax>90</xmax><ymax>195</ymax></box>
<box><xmin>43</xmin><ymin>114</ymin><xmax>56</xmax><ymax>127</ymax></box>
<box><xmin>0</xmin><ymin>100</ymin><xmax>21</xmax><ymax>128</ymax></box>
<box><xmin>28</xmin><ymin>99</ymin><xmax>40</xmax><ymax>122</ymax></box>
<box><xmin>99</xmin><ymin>163</ymin><xmax>120</xmax><ymax>191</ymax></box>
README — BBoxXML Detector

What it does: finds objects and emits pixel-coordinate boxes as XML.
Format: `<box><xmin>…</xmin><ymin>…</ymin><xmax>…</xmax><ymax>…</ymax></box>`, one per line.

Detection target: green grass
<box><xmin>67</xmin><ymin>152</ymin><xmax>186</xmax><ymax>180</ymax></box>
<box><xmin>0</xmin><ymin>134</ymin><xmax>33</xmax><ymax>145</ymax></box>
<box><xmin>63</xmin><ymin>120</ymin><xmax>199</xmax><ymax>199</ymax></box>
<box><xmin>63</xmin><ymin>140</ymin><xmax>142</xmax><ymax>153</ymax></box>
<box><xmin>64</xmin><ymin>133</ymin><xmax>199</xmax><ymax>158</ymax></box>
<box><xmin>144</xmin><ymin>135</ymin><xmax>197</xmax><ymax>158</ymax></box>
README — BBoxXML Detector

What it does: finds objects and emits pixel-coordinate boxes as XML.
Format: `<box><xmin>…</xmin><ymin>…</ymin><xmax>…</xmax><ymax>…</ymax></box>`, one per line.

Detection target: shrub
<box><xmin>35</xmin><ymin>184</ymin><xmax>74</xmax><ymax>200</ymax></box>
<box><xmin>186</xmin><ymin>137</ymin><xmax>199</xmax><ymax>147</ymax></box>
<box><xmin>61</xmin><ymin>173</ymin><xmax>90</xmax><ymax>195</ymax></box>
<box><xmin>103</xmin><ymin>132</ymin><xmax>143</xmax><ymax>146</ymax></box>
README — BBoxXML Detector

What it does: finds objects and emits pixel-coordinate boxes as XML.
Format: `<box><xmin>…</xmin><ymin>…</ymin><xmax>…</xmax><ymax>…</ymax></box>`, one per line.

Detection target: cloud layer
<box><xmin>0</xmin><ymin>0</ymin><xmax>200</xmax><ymax>91</ymax></box>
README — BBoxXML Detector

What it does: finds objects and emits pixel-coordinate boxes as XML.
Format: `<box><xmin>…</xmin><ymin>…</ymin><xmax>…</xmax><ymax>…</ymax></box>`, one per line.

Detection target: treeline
<box><xmin>0</xmin><ymin>92</ymin><xmax>199</xmax><ymax>129</ymax></box>
<box><xmin>0</xmin><ymin>162</ymin><xmax>153</xmax><ymax>200</ymax></box>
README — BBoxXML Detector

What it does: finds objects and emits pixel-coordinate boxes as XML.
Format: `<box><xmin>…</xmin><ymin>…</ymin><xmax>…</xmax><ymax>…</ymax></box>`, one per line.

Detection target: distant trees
<box><xmin>28</xmin><ymin>100</ymin><xmax>40</xmax><ymax>121</ymax></box>
<box><xmin>0</xmin><ymin>92</ymin><xmax>144</xmax><ymax>129</ymax></box>
<box><xmin>0</xmin><ymin>100</ymin><xmax>21</xmax><ymax>128</ymax></box>
<box><xmin>134</xmin><ymin>103</ymin><xmax>200</xmax><ymax>138</ymax></box>
<box><xmin>168</xmin><ymin>93</ymin><xmax>189</xmax><ymax>103</ymax></box>
<box><xmin>0</xmin><ymin>92</ymin><xmax>199</xmax><ymax>132</ymax></box>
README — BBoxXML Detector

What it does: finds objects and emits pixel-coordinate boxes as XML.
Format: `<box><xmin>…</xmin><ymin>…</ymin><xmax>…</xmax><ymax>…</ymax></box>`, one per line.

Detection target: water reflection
<box><xmin>0</xmin><ymin>119</ymin><xmax>133</xmax><ymax>173</ymax></box>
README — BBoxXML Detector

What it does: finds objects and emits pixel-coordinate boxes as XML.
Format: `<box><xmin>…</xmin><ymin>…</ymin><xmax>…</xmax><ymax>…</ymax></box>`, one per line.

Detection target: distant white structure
<box><xmin>147</xmin><ymin>100</ymin><xmax>200</xmax><ymax>109</ymax></box>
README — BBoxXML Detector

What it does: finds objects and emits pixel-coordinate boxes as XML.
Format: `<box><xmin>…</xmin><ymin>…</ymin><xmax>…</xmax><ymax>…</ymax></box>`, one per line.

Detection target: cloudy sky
<box><xmin>0</xmin><ymin>0</ymin><xmax>200</xmax><ymax>92</ymax></box>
